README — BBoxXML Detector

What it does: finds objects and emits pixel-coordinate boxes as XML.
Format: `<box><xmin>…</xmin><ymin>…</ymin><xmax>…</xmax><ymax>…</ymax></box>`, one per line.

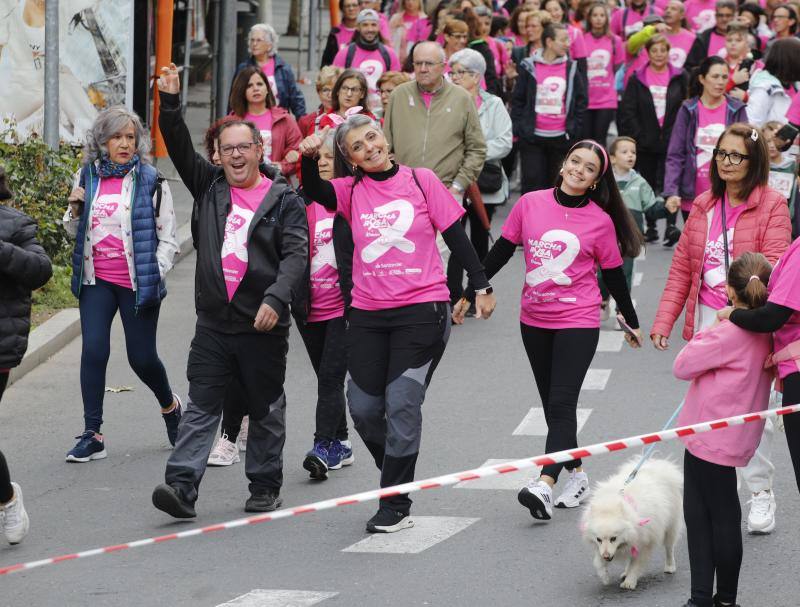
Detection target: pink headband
<box><xmin>572</xmin><ymin>139</ymin><xmax>610</xmax><ymax>176</ymax></box>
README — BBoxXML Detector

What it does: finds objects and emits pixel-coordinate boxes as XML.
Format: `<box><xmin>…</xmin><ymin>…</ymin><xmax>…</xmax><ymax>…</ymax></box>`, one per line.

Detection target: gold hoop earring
<box><xmin>589</xmin><ymin>183</ymin><xmax>597</xmax><ymax>191</ymax></box>
<box><xmin>559</xmin><ymin>168</ymin><xmax>564</xmax><ymax>175</ymax></box>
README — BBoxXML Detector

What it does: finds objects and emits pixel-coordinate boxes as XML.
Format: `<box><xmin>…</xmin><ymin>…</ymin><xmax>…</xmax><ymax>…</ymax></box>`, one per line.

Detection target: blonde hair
<box><xmin>317</xmin><ymin>65</ymin><xmax>342</xmax><ymax>91</ymax></box>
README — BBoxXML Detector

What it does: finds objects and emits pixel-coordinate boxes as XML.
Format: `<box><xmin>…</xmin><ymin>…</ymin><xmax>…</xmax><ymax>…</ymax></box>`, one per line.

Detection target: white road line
<box><xmin>216</xmin><ymin>590</ymin><xmax>338</xmax><ymax>607</ymax></box>
<box><xmin>583</xmin><ymin>369</ymin><xmax>611</xmax><ymax>390</ymax></box>
<box><xmin>342</xmin><ymin>517</ymin><xmax>479</xmax><ymax>554</ymax></box>
<box><xmin>454</xmin><ymin>459</ymin><xmax>538</xmax><ymax>490</ymax></box>
<box><xmin>633</xmin><ymin>272</ymin><xmax>643</xmax><ymax>287</ymax></box>
<box><xmin>597</xmin><ymin>331</ymin><xmax>624</xmax><ymax>352</ymax></box>
<box><xmin>512</xmin><ymin>407</ymin><xmax>593</xmax><ymax>436</ymax></box>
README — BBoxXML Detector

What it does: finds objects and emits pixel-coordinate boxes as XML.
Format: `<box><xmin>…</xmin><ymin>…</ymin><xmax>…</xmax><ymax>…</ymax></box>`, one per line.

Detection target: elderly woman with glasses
<box><xmin>447</xmin><ymin>48</ymin><xmax>512</xmax><ymax>301</ymax></box>
<box><xmin>299</xmin><ymin>66</ymin><xmax>343</xmax><ymax>137</ymax></box>
<box><xmin>234</xmin><ymin>23</ymin><xmax>307</xmax><ymax>118</ymax></box>
<box><xmin>62</xmin><ymin>107</ymin><xmax>181</xmax><ymax>463</ymax></box>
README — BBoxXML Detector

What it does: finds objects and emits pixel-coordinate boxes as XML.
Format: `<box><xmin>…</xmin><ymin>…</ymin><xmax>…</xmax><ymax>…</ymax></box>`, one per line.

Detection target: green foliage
<box><xmin>0</xmin><ymin>124</ymin><xmax>82</xmax><ymax>266</ymax></box>
<box><xmin>31</xmin><ymin>265</ymin><xmax>75</xmax><ymax>325</ymax></box>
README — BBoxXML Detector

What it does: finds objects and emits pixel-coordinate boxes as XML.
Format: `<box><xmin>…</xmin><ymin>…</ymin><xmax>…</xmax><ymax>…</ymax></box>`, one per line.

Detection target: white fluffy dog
<box><xmin>580</xmin><ymin>458</ymin><xmax>683</xmax><ymax>590</ymax></box>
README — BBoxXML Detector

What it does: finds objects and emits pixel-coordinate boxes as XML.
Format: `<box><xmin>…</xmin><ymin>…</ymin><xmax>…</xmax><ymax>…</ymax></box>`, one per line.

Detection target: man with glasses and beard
<box><xmin>150</xmin><ymin>63</ymin><xmax>308</xmax><ymax>519</ymax></box>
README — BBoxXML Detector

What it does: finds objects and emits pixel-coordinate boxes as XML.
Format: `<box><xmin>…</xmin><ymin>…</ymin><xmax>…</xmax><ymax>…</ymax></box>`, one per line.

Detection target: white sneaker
<box><xmin>517</xmin><ymin>479</ymin><xmax>553</xmax><ymax>520</ymax></box>
<box><xmin>747</xmin><ymin>490</ymin><xmax>776</xmax><ymax>534</ymax></box>
<box><xmin>2</xmin><ymin>482</ymin><xmax>30</xmax><ymax>545</ymax></box>
<box><xmin>237</xmin><ymin>416</ymin><xmax>249</xmax><ymax>452</ymax></box>
<box><xmin>555</xmin><ymin>470</ymin><xmax>590</xmax><ymax>508</ymax></box>
<box><xmin>207</xmin><ymin>434</ymin><xmax>240</xmax><ymax>466</ymax></box>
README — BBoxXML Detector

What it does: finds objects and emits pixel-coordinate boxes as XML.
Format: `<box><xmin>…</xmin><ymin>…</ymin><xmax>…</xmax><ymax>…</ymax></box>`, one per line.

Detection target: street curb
<box><xmin>8</xmin><ymin>223</ymin><xmax>195</xmax><ymax>386</ymax></box>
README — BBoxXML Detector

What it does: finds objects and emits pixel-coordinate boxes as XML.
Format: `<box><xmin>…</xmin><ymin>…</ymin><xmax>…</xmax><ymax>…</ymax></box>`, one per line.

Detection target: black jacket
<box><xmin>509</xmin><ymin>53</ymin><xmax>588</xmax><ymax>143</ymax></box>
<box><xmin>685</xmin><ymin>28</ymin><xmax>715</xmax><ymax>72</ymax></box>
<box><xmin>0</xmin><ymin>205</ymin><xmax>53</xmax><ymax>368</ymax></box>
<box><xmin>321</xmin><ymin>27</ymin><xmax>353</xmax><ymax>67</ymax></box>
<box><xmin>618</xmin><ymin>65</ymin><xmax>687</xmax><ymax>153</ymax></box>
<box><xmin>158</xmin><ymin>92</ymin><xmax>308</xmax><ymax>335</ymax></box>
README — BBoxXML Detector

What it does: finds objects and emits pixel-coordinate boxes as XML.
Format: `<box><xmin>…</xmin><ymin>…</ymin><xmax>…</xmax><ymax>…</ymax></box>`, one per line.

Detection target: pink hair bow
<box><xmin>327</xmin><ymin>106</ymin><xmax>363</xmax><ymax>126</ymax></box>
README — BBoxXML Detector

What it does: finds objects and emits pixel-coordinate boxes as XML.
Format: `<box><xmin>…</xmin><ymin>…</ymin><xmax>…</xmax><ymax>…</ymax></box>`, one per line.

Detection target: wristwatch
<box><xmin>475</xmin><ymin>287</ymin><xmax>493</xmax><ymax>296</ymax></box>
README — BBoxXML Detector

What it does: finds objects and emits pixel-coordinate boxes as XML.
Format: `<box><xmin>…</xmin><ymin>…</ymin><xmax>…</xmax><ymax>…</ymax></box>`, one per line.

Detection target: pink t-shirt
<box><xmin>420</xmin><ymin>90</ymin><xmax>434</xmax><ymax>109</ymax></box>
<box><xmin>330</xmin><ymin>166</ymin><xmax>463</xmax><ymax>310</ymax></box>
<box><xmin>611</xmin><ymin>6</ymin><xmax>660</xmax><ymax>39</ymax></box>
<box><xmin>665</xmin><ymin>29</ymin><xmax>696</xmax><ymax>69</ymax></box>
<box><xmin>695</xmin><ymin>100</ymin><xmax>727</xmax><ymax>200</ymax></box>
<box><xmin>244</xmin><ymin>111</ymin><xmax>274</xmax><ymax>160</ymax></box>
<box><xmin>307</xmin><ymin>202</ymin><xmax>345</xmax><ymax>322</ymax></box>
<box><xmin>708</xmin><ymin>31</ymin><xmax>727</xmax><ymax>58</ymax></box>
<box><xmin>584</xmin><ymin>33</ymin><xmax>624</xmax><ymax>109</ymax></box>
<box><xmin>332</xmin><ymin>45</ymin><xmax>400</xmax><ymax>114</ymax></box>
<box><xmin>91</xmin><ymin>177</ymin><xmax>132</xmax><ymax>289</ymax></box>
<box><xmin>260</xmin><ymin>58</ymin><xmax>279</xmax><ymax>104</ymax></box>
<box><xmin>568</xmin><ymin>25</ymin><xmax>587</xmax><ymax>59</ymax></box>
<box><xmin>221</xmin><ymin>176</ymin><xmax>273</xmax><ymax>301</ymax></box>
<box><xmin>334</xmin><ymin>26</ymin><xmax>356</xmax><ymax>52</ymax></box>
<box><xmin>698</xmin><ymin>195</ymin><xmax>747</xmax><ymax>309</ymax></box>
<box><xmin>684</xmin><ymin>0</ymin><xmax>716</xmax><ymax>33</ymax></box>
<box><xmin>767</xmin><ymin>237</ymin><xmax>800</xmax><ymax>378</ymax></box>
<box><xmin>645</xmin><ymin>66</ymin><xmax>670</xmax><ymax>126</ymax></box>
<box><xmin>500</xmin><ymin>189</ymin><xmax>623</xmax><ymax>329</ymax></box>
<box><xmin>534</xmin><ymin>61</ymin><xmax>568</xmax><ymax>135</ymax></box>
<box><xmin>787</xmin><ymin>92</ymin><xmax>800</xmax><ymax>125</ymax></box>
<box><xmin>403</xmin><ymin>13</ymin><xmax>431</xmax><ymax>44</ymax></box>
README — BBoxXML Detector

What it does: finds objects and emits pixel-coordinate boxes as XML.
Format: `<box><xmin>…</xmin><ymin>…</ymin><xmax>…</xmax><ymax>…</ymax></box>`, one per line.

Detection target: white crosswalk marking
<box><xmin>512</xmin><ymin>407</ymin><xmax>593</xmax><ymax>436</ymax></box>
<box><xmin>454</xmin><ymin>459</ymin><xmax>539</xmax><ymax>490</ymax></box>
<box><xmin>597</xmin><ymin>331</ymin><xmax>624</xmax><ymax>352</ymax></box>
<box><xmin>342</xmin><ymin>517</ymin><xmax>479</xmax><ymax>554</ymax></box>
<box><xmin>583</xmin><ymin>369</ymin><xmax>611</xmax><ymax>390</ymax></box>
<box><xmin>216</xmin><ymin>590</ymin><xmax>337</xmax><ymax>607</ymax></box>
<box><xmin>633</xmin><ymin>272</ymin><xmax>643</xmax><ymax>287</ymax></box>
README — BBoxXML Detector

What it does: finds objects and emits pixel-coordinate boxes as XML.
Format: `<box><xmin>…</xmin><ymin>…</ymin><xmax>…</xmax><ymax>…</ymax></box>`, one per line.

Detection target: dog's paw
<box><xmin>620</xmin><ymin>576</ymin><xmax>638</xmax><ymax>590</ymax></box>
<box><xmin>598</xmin><ymin>571</ymin><xmax>611</xmax><ymax>585</ymax></box>
<box><xmin>664</xmin><ymin>561</ymin><xmax>677</xmax><ymax>574</ymax></box>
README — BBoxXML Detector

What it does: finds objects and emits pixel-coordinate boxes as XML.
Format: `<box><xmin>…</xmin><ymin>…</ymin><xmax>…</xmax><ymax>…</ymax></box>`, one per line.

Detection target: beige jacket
<box><xmin>384</xmin><ymin>79</ymin><xmax>486</xmax><ymax>191</ymax></box>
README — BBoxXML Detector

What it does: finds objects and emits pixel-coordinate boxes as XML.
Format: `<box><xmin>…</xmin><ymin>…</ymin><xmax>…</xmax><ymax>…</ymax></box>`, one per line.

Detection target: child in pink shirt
<box><xmin>674</xmin><ymin>252</ymin><xmax>773</xmax><ymax>607</ymax></box>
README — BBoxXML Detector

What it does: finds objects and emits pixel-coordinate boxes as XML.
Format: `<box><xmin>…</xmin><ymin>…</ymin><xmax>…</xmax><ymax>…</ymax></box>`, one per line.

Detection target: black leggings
<box><xmin>297</xmin><ymin>316</ymin><xmax>349</xmax><ymax>442</ymax></box>
<box><xmin>520</xmin><ymin>324</ymin><xmax>599</xmax><ymax>481</ymax></box>
<box><xmin>683</xmin><ymin>449</ymin><xmax>742</xmax><ymax>607</ymax></box>
<box><xmin>781</xmin><ymin>373</ymin><xmax>800</xmax><ymax>494</ymax></box>
<box><xmin>0</xmin><ymin>371</ymin><xmax>13</xmax><ymax>503</ymax></box>
<box><xmin>519</xmin><ymin>136</ymin><xmax>570</xmax><ymax>195</ymax></box>
<box><xmin>582</xmin><ymin>109</ymin><xmax>616</xmax><ymax>145</ymax></box>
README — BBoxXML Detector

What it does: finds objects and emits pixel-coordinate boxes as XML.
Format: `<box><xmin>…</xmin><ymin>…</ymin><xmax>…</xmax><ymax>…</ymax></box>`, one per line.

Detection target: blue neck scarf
<box><xmin>98</xmin><ymin>154</ymin><xmax>140</xmax><ymax>178</ymax></box>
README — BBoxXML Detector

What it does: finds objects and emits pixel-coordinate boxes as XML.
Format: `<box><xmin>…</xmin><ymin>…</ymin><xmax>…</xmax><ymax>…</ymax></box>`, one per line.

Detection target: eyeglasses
<box><xmin>772</xmin><ymin>13</ymin><xmax>790</xmax><ymax>20</ymax></box>
<box><xmin>449</xmin><ymin>69</ymin><xmax>475</xmax><ymax>78</ymax></box>
<box><xmin>715</xmin><ymin>12</ymin><xmax>733</xmax><ymax>18</ymax></box>
<box><xmin>340</xmin><ymin>85</ymin><xmax>364</xmax><ymax>95</ymax></box>
<box><xmin>413</xmin><ymin>60</ymin><xmax>444</xmax><ymax>68</ymax></box>
<box><xmin>446</xmin><ymin>33</ymin><xmax>469</xmax><ymax>39</ymax></box>
<box><xmin>220</xmin><ymin>142</ymin><xmax>258</xmax><ymax>156</ymax></box>
<box><xmin>713</xmin><ymin>148</ymin><xmax>750</xmax><ymax>165</ymax></box>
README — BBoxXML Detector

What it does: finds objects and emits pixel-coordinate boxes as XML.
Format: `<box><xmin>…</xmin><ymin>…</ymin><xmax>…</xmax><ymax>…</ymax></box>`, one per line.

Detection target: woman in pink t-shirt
<box><xmin>229</xmin><ymin>67</ymin><xmax>303</xmax><ymax>176</ymax></box>
<box><xmin>299</xmin><ymin>115</ymin><xmax>496</xmax><ymax>533</ymax></box>
<box><xmin>582</xmin><ymin>3</ymin><xmax>625</xmax><ymax>143</ymax></box>
<box><xmin>544</xmin><ymin>0</ymin><xmax>589</xmax><ymax>61</ymax></box>
<box><xmin>318</xmin><ymin>69</ymin><xmax>376</xmax><ymax>130</ymax></box>
<box><xmin>462</xmin><ymin>139</ymin><xmax>643</xmax><ymax>522</ymax></box>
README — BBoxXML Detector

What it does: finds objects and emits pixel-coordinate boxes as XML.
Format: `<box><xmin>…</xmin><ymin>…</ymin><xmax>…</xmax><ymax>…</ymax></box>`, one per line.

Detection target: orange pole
<box><xmin>329</xmin><ymin>0</ymin><xmax>341</xmax><ymax>27</ymax></box>
<box><xmin>152</xmin><ymin>0</ymin><xmax>174</xmax><ymax>158</ymax></box>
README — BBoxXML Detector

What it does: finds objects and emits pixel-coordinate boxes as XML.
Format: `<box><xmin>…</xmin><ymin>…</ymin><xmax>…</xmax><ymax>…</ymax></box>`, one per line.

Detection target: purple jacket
<box><xmin>663</xmin><ymin>95</ymin><xmax>748</xmax><ymax>200</ymax></box>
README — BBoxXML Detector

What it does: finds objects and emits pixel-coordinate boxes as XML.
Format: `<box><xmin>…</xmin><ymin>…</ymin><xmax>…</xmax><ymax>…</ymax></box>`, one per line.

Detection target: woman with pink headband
<box><xmin>455</xmin><ymin>139</ymin><xmax>643</xmax><ymax>522</ymax></box>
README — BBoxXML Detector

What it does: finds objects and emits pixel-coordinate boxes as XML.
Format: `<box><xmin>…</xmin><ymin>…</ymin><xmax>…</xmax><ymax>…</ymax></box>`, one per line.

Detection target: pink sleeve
<box><xmin>787</xmin><ymin>93</ymin><xmax>800</xmax><ymax>126</ymax></box>
<box><xmin>613</xmin><ymin>35</ymin><xmax>625</xmax><ymax>66</ymax></box>
<box><xmin>673</xmin><ymin>326</ymin><xmax>725</xmax><ymax>380</ymax></box>
<box><xmin>380</xmin><ymin>16</ymin><xmax>392</xmax><ymax>44</ymax></box>
<box><xmin>500</xmin><ymin>199</ymin><xmax>524</xmax><ymax>244</ymax></box>
<box><xmin>768</xmin><ymin>242</ymin><xmax>800</xmax><ymax>311</ymax></box>
<box><xmin>330</xmin><ymin>176</ymin><xmax>356</xmax><ymax>222</ymax></box>
<box><xmin>389</xmin><ymin>49</ymin><xmax>402</xmax><ymax>71</ymax></box>
<box><xmin>417</xmin><ymin>169</ymin><xmax>465</xmax><ymax>231</ymax></box>
<box><xmin>332</xmin><ymin>48</ymin><xmax>347</xmax><ymax>68</ymax></box>
<box><xmin>594</xmin><ymin>215</ymin><xmax>624</xmax><ymax>269</ymax></box>
<box><xmin>610</xmin><ymin>11</ymin><xmax>622</xmax><ymax>37</ymax></box>
<box><xmin>570</xmin><ymin>27</ymin><xmax>587</xmax><ymax>59</ymax></box>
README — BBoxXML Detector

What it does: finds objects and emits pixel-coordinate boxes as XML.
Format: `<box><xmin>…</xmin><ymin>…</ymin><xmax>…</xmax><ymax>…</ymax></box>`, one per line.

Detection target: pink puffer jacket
<box><xmin>651</xmin><ymin>185</ymin><xmax>791</xmax><ymax>342</ymax></box>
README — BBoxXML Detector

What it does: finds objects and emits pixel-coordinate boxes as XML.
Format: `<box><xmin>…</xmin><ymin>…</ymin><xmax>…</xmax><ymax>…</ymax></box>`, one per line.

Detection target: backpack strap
<box><xmin>378</xmin><ymin>44</ymin><xmax>392</xmax><ymax>71</ymax></box>
<box><xmin>345</xmin><ymin>43</ymin><xmax>357</xmax><ymax>68</ymax></box>
<box><xmin>410</xmin><ymin>168</ymin><xmax>427</xmax><ymax>205</ymax></box>
<box><xmin>154</xmin><ymin>173</ymin><xmax>165</xmax><ymax>218</ymax></box>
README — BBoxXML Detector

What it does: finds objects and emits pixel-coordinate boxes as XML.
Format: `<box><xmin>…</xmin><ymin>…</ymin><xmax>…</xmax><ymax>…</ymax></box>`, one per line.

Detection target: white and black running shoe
<box><xmin>366</xmin><ymin>506</ymin><xmax>414</xmax><ymax>533</ymax></box>
<box><xmin>517</xmin><ymin>479</ymin><xmax>553</xmax><ymax>520</ymax></box>
<box><xmin>554</xmin><ymin>470</ymin><xmax>590</xmax><ymax>508</ymax></box>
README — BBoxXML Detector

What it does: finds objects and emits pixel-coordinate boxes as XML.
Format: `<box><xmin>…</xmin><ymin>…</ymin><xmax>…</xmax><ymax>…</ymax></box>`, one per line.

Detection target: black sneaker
<box><xmin>366</xmin><ymin>505</ymin><xmax>414</xmax><ymax>533</ymax></box>
<box><xmin>713</xmin><ymin>596</ymin><xmax>741</xmax><ymax>607</ymax></box>
<box><xmin>245</xmin><ymin>489</ymin><xmax>283</xmax><ymax>512</ymax></box>
<box><xmin>644</xmin><ymin>227</ymin><xmax>659</xmax><ymax>243</ymax></box>
<box><xmin>162</xmin><ymin>394</ymin><xmax>182</xmax><ymax>446</ymax></box>
<box><xmin>663</xmin><ymin>225</ymin><xmax>681</xmax><ymax>248</ymax></box>
<box><xmin>152</xmin><ymin>483</ymin><xmax>196</xmax><ymax>518</ymax></box>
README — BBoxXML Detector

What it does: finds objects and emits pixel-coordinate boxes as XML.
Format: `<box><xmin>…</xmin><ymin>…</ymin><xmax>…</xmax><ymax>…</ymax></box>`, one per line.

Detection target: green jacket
<box><xmin>616</xmin><ymin>169</ymin><xmax>656</xmax><ymax>215</ymax></box>
<box><xmin>383</xmin><ymin>79</ymin><xmax>486</xmax><ymax>191</ymax></box>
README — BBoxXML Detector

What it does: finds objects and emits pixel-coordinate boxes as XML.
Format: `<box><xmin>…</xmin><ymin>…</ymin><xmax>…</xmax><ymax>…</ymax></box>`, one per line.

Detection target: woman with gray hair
<box><xmin>447</xmin><ymin>47</ymin><xmax>513</xmax><ymax>304</ymax></box>
<box><xmin>62</xmin><ymin>106</ymin><xmax>180</xmax><ymax>463</ymax></box>
<box><xmin>299</xmin><ymin>116</ymin><xmax>496</xmax><ymax>533</ymax></box>
<box><xmin>233</xmin><ymin>23</ymin><xmax>307</xmax><ymax>118</ymax></box>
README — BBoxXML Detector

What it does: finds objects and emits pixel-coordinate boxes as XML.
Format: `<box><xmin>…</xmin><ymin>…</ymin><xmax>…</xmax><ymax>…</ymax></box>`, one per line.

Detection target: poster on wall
<box><xmin>0</xmin><ymin>0</ymin><xmax>134</xmax><ymax>145</ymax></box>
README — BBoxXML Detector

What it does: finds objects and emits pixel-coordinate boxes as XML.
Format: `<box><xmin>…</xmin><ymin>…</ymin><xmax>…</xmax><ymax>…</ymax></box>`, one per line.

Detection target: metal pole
<box><xmin>44</xmin><ymin>0</ymin><xmax>60</xmax><ymax>149</ymax></box>
<box><xmin>215</xmin><ymin>0</ymin><xmax>237</xmax><ymax>119</ymax></box>
<box><xmin>258</xmin><ymin>0</ymin><xmax>273</xmax><ymax>24</ymax></box>
<box><xmin>296</xmin><ymin>0</ymin><xmax>305</xmax><ymax>79</ymax></box>
<box><xmin>307</xmin><ymin>0</ymin><xmax>318</xmax><ymax>72</ymax></box>
<box><xmin>181</xmin><ymin>0</ymin><xmax>193</xmax><ymax>115</ymax></box>
<box><xmin>209</xmin><ymin>0</ymin><xmax>220</xmax><ymax>122</ymax></box>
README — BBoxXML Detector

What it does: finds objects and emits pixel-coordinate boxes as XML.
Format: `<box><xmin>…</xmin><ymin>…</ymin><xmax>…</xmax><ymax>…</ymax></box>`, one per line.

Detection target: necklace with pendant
<box><xmin>554</xmin><ymin>188</ymin><xmax>590</xmax><ymax>220</ymax></box>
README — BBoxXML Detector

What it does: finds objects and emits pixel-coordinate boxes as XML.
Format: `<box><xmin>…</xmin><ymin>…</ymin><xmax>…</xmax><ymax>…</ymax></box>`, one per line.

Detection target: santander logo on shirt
<box><xmin>525</xmin><ymin>229</ymin><xmax>581</xmax><ymax>288</ymax></box>
<box><xmin>311</xmin><ymin>217</ymin><xmax>337</xmax><ymax>275</ymax></box>
<box><xmin>360</xmin><ymin>199</ymin><xmax>416</xmax><ymax>263</ymax></box>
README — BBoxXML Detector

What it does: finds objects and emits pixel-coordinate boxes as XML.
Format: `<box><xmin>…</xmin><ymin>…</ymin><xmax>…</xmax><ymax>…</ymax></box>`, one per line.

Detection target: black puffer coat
<box><xmin>0</xmin><ymin>205</ymin><xmax>53</xmax><ymax>369</ymax></box>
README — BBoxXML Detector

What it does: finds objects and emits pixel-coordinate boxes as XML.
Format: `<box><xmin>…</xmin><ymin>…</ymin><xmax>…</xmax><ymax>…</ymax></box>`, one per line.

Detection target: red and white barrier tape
<box><xmin>2</xmin><ymin>403</ymin><xmax>798</xmax><ymax>576</ymax></box>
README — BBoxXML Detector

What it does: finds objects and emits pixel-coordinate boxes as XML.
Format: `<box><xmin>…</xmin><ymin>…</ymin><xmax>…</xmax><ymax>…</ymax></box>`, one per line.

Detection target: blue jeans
<box><xmin>79</xmin><ymin>278</ymin><xmax>173</xmax><ymax>433</ymax></box>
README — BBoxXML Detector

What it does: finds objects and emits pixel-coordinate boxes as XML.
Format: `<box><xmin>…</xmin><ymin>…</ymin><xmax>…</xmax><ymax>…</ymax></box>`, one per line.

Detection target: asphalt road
<box><xmin>2</xmin><ymin>203</ymin><xmax>799</xmax><ymax>607</ymax></box>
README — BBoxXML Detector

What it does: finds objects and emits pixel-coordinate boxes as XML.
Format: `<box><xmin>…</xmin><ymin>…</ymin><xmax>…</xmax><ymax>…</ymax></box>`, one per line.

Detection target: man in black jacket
<box><xmin>151</xmin><ymin>64</ymin><xmax>308</xmax><ymax>518</ymax></box>
<box><xmin>684</xmin><ymin>0</ymin><xmax>736</xmax><ymax>70</ymax></box>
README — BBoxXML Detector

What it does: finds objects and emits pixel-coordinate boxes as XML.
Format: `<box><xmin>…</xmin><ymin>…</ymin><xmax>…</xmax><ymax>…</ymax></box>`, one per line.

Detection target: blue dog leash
<box><xmin>622</xmin><ymin>400</ymin><xmax>685</xmax><ymax>489</ymax></box>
